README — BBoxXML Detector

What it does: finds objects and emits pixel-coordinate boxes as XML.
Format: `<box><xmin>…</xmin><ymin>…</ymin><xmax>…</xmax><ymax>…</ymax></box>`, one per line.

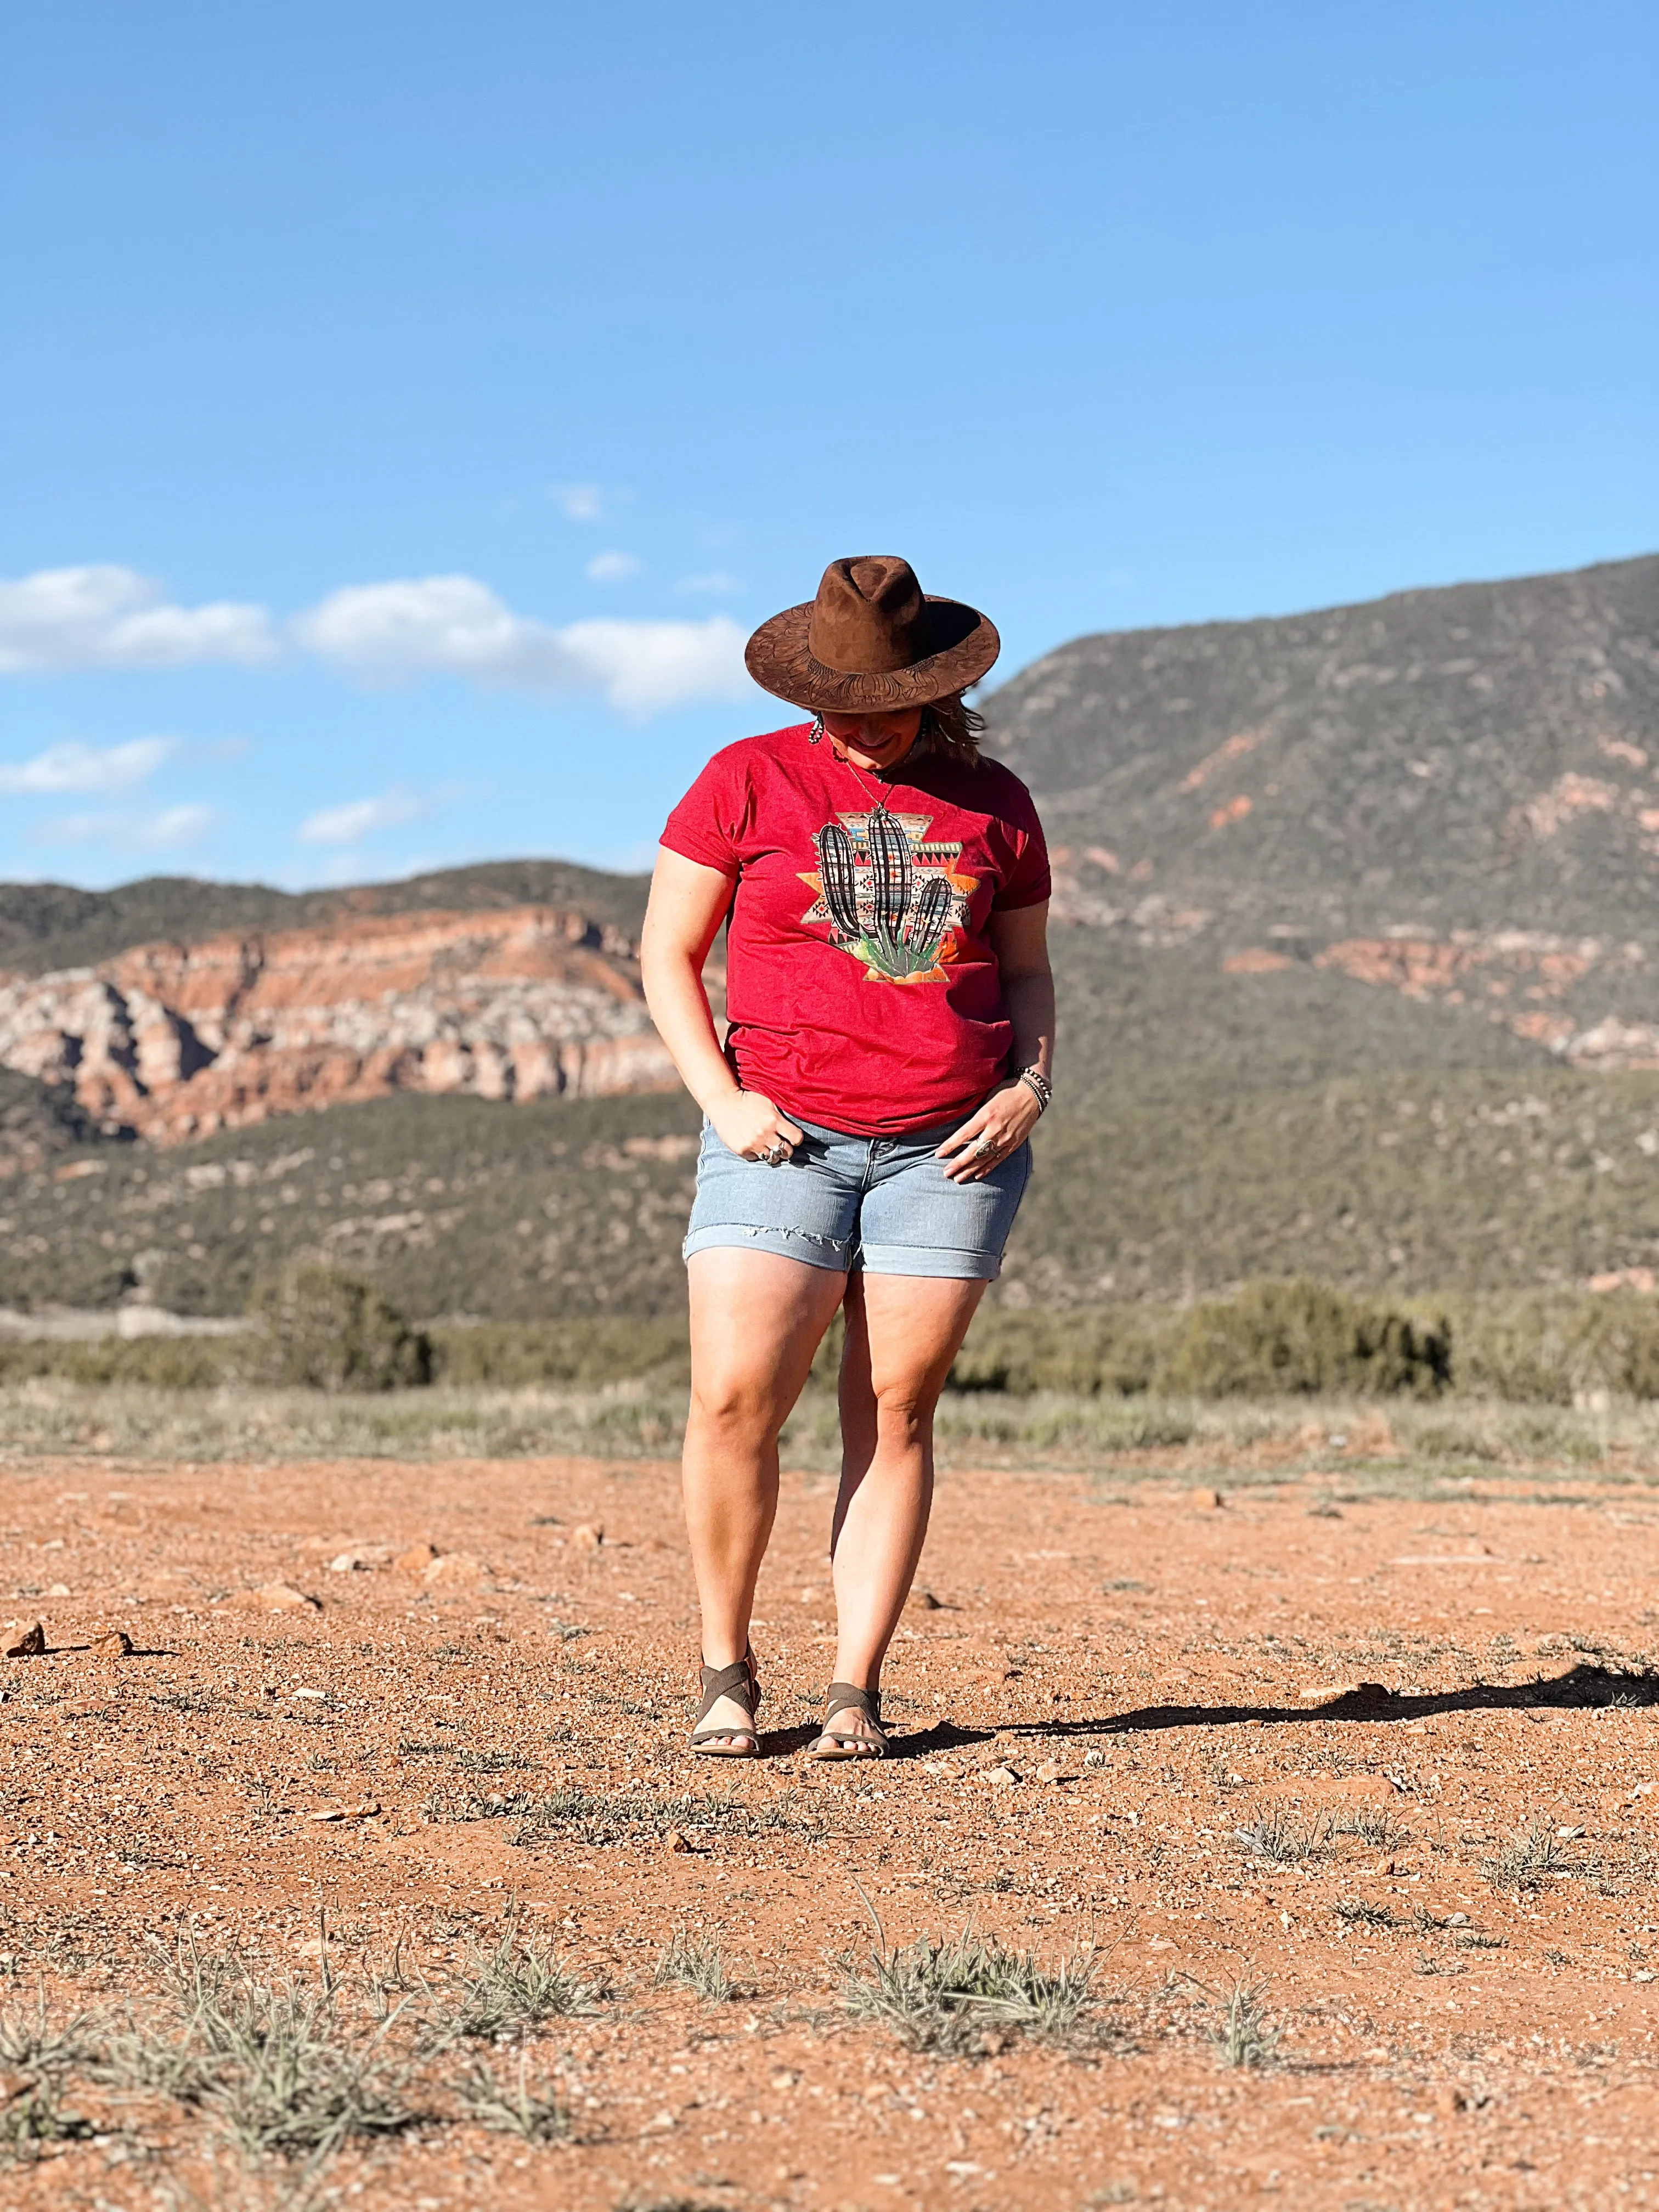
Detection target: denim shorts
<box><xmin>684</xmin><ymin>1113</ymin><xmax>1031</xmax><ymax>1280</ymax></box>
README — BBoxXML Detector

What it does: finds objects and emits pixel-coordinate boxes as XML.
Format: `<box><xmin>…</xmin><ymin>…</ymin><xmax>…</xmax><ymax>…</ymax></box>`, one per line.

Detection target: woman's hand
<box><xmin>935</xmin><ymin>1080</ymin><xmax>1041</xmax><ymax>1184</ymax></box>
<box><xmin>709</xmin><ymin>1090</ymin><xmax>806</xmax><ymax>1165</ymax></box>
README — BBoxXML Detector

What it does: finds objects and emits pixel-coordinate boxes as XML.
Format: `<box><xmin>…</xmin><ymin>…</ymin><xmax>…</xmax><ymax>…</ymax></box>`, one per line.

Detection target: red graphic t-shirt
<box><xmin>660</xmin><ymin>721</ymin><xmax>1051</xmax><ymax>1136</ymax></box>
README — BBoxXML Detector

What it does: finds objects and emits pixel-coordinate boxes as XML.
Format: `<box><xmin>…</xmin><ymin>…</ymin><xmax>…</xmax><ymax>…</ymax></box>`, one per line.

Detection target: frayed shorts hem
<box><xmin>683</xmin><ymin>1223</ymin><xmax>849</xmax><ymax>1273</ymax></box>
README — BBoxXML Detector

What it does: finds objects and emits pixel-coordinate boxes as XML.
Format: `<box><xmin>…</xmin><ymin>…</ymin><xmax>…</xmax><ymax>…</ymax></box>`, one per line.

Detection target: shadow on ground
<box><xmin>1003</xmin><ymin>1662</ymin><xmax>1659</xmax><ymax>1742</ymax></box>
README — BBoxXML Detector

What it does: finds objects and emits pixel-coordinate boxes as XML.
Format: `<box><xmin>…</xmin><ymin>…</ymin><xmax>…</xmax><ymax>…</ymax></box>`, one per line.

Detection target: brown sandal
<box><xmin>808</xmin><ymin>1681</ymin><xmax>889</xmax><ymax>1760</ymax></box>
<box><xmin>690</xmin><ymin>1648</ymin><xmax>761</xmax><ymax>1757</ymax></box>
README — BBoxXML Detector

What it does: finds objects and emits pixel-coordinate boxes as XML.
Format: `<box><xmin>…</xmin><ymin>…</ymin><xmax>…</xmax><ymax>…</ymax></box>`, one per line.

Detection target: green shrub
<box><xmin>947</xmin><ymin>1305</ymin><xmax>1175</xmax><ymax>1396</ymax></box>
<box><xmin>0</xmin><ymin>1335</ymin><xmax>242</xmax><ymax>1389</ymax></box>
<box><xmin>1445</xmin><ymin>1289</ymin><xmax>1659</xmax><ymax>1403</ymax></box>
<box><xmin>427</xmin><ymin>1317</ymin><xmax>688</xmax><ymax>1389</ymax></box>
<box><xmin>1154</xmin><ymin>1279</ymin><xmax>1451</xmax><ymax>1399</ymax></box>
<box><xmin>249</xmin><ymin>1266</ymin><xmax>432</xmax><ymax>1391</ymax></box>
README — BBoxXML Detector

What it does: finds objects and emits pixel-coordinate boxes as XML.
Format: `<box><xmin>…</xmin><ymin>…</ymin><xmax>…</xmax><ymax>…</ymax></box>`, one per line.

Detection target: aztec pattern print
<box><xmin>801</xmin><ymin>807</ymin><xmax>978</xmax><ymax>984</ymax></box>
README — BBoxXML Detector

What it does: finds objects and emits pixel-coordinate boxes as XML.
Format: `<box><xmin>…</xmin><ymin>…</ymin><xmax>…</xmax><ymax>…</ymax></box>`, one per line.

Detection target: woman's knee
<box><xmin>690</xmin><ymin>1368</ymin><xmax>786</xmax><ymax>1437</ymax></box>
<box><xmin>869</xmin><ymin>1373</ymin><xmax>941</xmax><ymax>1440</ymax></box>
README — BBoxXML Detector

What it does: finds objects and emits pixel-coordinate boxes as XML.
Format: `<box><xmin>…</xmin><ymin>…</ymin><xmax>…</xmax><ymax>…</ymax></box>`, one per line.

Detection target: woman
<box><xmin>641</xmin><ymin>555</ymin><xmax>1054</xmax><ymax>1760</ymax></box>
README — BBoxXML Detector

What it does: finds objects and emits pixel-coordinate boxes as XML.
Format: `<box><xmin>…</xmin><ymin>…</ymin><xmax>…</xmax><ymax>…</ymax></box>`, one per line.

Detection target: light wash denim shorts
<box><xmin>684</xmin><ymin>1113</ymin><xmax>1031</xmax><ymax>1280</ymax></box>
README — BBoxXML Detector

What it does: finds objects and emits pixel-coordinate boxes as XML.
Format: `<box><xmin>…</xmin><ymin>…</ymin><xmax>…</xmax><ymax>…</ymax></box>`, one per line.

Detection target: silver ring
<box><xmin>972</xmin><ymin>1135</ymin><xmax>997</xmax><ymax>1158</ymax></box>
<box><xmin>760</xmin><ymin>1144</ymin><xmax>783</xmax><ymax>1165</ymax></box>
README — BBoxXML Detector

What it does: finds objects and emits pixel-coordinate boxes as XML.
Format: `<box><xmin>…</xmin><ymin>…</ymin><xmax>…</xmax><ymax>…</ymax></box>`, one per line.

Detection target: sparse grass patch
<box><xmin>154</xmin><ymin>1948</ymin><xmax>417</xmax><ymax>2161</ymax></box>
<box><xmin>1333</xmin><ymin>1807</ymin><xmax>1409</xmax><ymax>1850</ymax></box>
<box><xmin>453</xmin><ymin>2055</ymin><xmax>571</xmax><ymax>2141</ymax></box>
<box><xmin>1483</xmin><ymin>1824</ymin><xmax>1573</xmax><ymax>1895</ymax></box>
<box><xmin>1233</xmin><ymin>1804</ymin><xmax>1329</xmax><ymax>1865</ymax></box>
<box><xmin>616</xmin><ymin>2198</ymin><xmax>733</xmax><ymax>2212</ymax></box>
<box><xmin>842</xmin><ymin>1910</ymin><xmax>1097</xmax><ymax>2056</ymax></box>
<box><xmin>1195</xmin><ymin>1974</ymin><xmax>1278</xmax><ymax>2068</ymax></box>
<box><xmin>432</xmin><ymin>1924</ymin><xmax>603</xmax><ymax>2045</ymax></box>
<box><xmin>398</xmin><ymin>1741</ymin><xmax>536</xmax><ymax>1775</ymax></box>
<box><xmin>0</xmin><ymin>1988</ymin><xmax>96</xmax><ymax>2074</ymax></box>
<box><xmin>1408</xmin><ymin>1421</ymin><xmax>1505</xmax><ymax>1463</ymax></box>
<box><xmin>511</xmin><ymin>1786</ymin><xmax>823</xmax><ymax>1850</ymax></box>
<box><xmin>1334</xmin><ymin>1900</ymin><xmax>1401</xmax><ymax>1929</ymax></box>
<box><xmin>653</xmin><ymin>1929</ymin><xmax>735</xmax><ymax>2004</ymax></box>
<box><xmin>422</xmin><ymin>1788</ymin><xmax>540</xmax><ymax>1825</ymax></box>
<box><xmin>0</xmin><ymin>2072</ymin><xmax>96</xmax><ymax>2164</ymax></box>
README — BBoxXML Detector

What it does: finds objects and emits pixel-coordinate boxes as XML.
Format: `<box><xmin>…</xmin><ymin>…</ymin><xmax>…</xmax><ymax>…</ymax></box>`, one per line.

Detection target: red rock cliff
<box><xmin>0</xmin><ymin>905</ymin><xmax>681</xmax><ymax>1143</ymax></box>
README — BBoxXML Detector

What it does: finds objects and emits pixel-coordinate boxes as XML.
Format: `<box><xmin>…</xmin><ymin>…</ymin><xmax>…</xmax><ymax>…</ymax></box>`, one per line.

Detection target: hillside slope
<box><xmin>985</xmin><ymin>552</ymin><xmax>1659</xmax><ymax>1067</ymax></box>
<box><xmin>5</xmin><ymin>551</ymin><xmax>1659</xmax><ymax>1313</ymax></box>
<box><xmin>0</xmin><ymin>860</ymin><xmax>652</xmax><ymax>979</ymax></box>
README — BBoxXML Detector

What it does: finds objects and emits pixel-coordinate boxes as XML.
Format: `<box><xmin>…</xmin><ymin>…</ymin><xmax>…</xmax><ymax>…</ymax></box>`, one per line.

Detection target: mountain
<box><xmin>0</xmin><ymin>859</ymin><xmax>651</xmax><ymax>977</ymax></box>
<box><xmin>0</xmin><ymin>901</ymin><xmax>674</xmax><ymax>1144</ymax></box>
<box><xmin>984</xmin><ymin>552</ymin><xmax>1659</xmax><ymax>1069</ymax></box>
<box><xmin>4</xmin><ymin>550</ymin><xmax>1659</xmax><ymax>1317</ymax></box>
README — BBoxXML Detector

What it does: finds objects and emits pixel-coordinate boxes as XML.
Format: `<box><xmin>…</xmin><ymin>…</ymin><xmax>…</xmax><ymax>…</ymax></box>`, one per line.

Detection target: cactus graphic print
<box><xmin>804</xmin><ymin>806</ymin><xmax>977</xmax><ymax>984</ymax></box>
<box><xmin>660</xmin><ymin>723</ymin><xmax>1049</xmax><ymax>1133</ymax></box>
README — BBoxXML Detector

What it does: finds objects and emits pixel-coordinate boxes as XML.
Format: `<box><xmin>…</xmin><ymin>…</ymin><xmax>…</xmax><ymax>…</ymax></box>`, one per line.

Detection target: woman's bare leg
<box><xmin>826</xmin><ymin>1272</ymin><xmax>988</xmax><ymax>1740</ymax></box>
<box><xmin>684</xmin><ymin>1247</ymin><xmax>847</xmax><ymax>1743</ymax></box>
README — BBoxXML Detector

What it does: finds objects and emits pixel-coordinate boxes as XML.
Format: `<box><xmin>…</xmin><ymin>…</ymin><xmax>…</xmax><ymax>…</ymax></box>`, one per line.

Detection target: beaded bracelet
<box><xmin>1017</xmin><ymin>1065</ymin><xmax>1053</xmax><ymax>1114</ymax></box>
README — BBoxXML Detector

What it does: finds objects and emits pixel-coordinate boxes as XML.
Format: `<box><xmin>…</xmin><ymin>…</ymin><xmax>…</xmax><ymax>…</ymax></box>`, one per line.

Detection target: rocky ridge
<box><xmin>0</xmin><ymin>904</ymin><xmax>678</xmax><ymax>1145</ymax></box>
<box><xmin>985</xmin><ymin>550</ymin><xmax>1659</xmax><ymax>1063</ymax></box>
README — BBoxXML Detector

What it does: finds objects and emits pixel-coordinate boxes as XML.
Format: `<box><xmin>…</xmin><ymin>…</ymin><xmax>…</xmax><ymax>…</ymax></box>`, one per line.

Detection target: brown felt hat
<box><xmin>744</xmin><ymin>555</ymin><xmax>1000</xmax><ymax>712</ymax></box>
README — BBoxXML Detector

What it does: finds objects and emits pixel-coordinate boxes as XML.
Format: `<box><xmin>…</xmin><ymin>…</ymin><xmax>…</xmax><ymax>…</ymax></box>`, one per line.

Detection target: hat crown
<box><xmin>807</xmin><ymin>556</ymin><xmax>926</xmax><ymax>676</ymax></box>
<box><xmin>744</xmin><ymin>553</ymin><xmax>998</xmax><ymax>712</ymax></box>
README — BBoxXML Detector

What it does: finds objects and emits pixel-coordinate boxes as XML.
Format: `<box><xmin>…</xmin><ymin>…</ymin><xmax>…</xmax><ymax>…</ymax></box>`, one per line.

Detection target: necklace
<box><xmin>830</xmin><ymin>738</ymin><xmax>909</xmax><ymax>819</ymax></box>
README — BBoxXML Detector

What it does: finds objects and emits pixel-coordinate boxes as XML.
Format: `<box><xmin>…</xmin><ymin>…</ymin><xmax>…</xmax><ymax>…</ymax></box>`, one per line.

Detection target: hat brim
<box><xmin>744</xmin><ymin>595</ymin><xmax>1000</xmax><ymax>712</ymax></box>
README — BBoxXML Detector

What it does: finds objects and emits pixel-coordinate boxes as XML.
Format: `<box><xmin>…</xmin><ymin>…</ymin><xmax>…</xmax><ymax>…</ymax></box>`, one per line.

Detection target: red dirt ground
<box><xmin>4</xmin><ymin>1446</ymin><xmax>1659</xmax><ymax>2209</ymax></box>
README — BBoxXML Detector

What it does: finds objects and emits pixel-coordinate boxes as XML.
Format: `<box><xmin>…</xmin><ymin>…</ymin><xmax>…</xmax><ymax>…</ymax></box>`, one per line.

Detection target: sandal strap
<box><xmin>822</xmin><ymin>1681</ymin><xmax>883</xmax><ymax>1728</ymax></box>
<box><xmin>693</xmin><ymin>1651</ymin><xmax>760</xmax><ymax>1735</ymax></box>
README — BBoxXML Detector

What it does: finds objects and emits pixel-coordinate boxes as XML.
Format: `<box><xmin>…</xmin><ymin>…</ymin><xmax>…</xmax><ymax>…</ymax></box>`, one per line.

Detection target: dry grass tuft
<box><xmin>1233</xmin><ymin>1804</ymin><xmax>1329</xmax><ymax>1865</ymax></box>
<box><xmin>429</xmin><ymin>1923</ymin><xmax>603</xmax><ymax>2046</ymax></box>
<box><xmin>840</xmin><ymin>1893</ymin><xmax>1097</xmax><ymax>2056</ymax></box>
<box><xmin>453</xmin><ymin>2055</ymin><xmax>571</xmax><ymax>2141</ymax></box>
<box><xmin>1188</xmin><ymin>1973</ymin><xmax>1279</xmax><ymax>2068</ymax></box>
<box><xmin>653</xmin><ymin>1929</ymin><xmax>735</xmax><ymax>2004</ymax></box>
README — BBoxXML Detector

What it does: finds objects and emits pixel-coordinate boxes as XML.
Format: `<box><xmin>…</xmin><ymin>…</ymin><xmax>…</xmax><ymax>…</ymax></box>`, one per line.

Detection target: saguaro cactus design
<box><xmin>905</xmin><ymin>872</ymin><xmax>952</xmax><ymax>949</ymax></box>
<box><xmin>802</xmin><ymin>808</ymin><xmax>971</xmax><ymax>983</ymax></box>
<box><xmin>814</xmin><ymin>822</ymin><xmax>861</xmax><ymax>938</ymax></box>
<box><xmin>865</xmin><ymin>808</ymin><xmax>913</xmax><ymax>940</ymax></box>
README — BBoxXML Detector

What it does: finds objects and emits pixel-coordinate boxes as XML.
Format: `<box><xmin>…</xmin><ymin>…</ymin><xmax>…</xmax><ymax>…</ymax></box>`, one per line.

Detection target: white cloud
<box><xmin>293</xmin><ymin>575</ymin><xmax>749</xmax><ymax>713</ymax></box>
<box><xmin>557</xmin><ymin>616</ymin><xmax>751</xmax><ymax>713</ymax></box>
<box><xmin>555</xmin><ymin>483</ymin><xmax>605</xmax><ymax>522</ymax></box>
<box><xmin>140</xmin><ymin>802</ymin><xmax>216</xmax><ymax>847</ymax></box>
<box><xmin>297</xmin><ymin>786</ymin><xmax>430</xmax><ymax>846</ymax></box>
<box><xmin>44</xmin><ymin>801</ymin><xmax>215</xmax><ymax>849</ymax></box>
<box><xmin>0</xmin><ymin>559</ymin><xmax>752</xmax><ymax>716</ymax></box>
<box><xmin>0</xmin><ymin>736</ymin><xmax>180</xmax><ymax>794</ymax></box>
<box><xmin>0</xmin><ymin>567</ymin><xmax>277</xmax><ymax>673</ymax></box>
<box><xmin>586</xmin><ymin>551</ymin><xmax>643</xmax><ymax>584</ymax></box>
<box><xmin>675</xmin><ymin>570</ymin><xmax>744</xmax><ymax>596</ymax></box>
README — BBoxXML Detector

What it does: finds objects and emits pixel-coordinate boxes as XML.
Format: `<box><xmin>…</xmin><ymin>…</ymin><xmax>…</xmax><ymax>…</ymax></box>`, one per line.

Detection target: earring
<box><xmin>809</xmin><ymin>715</ymin><xmax>825</xmax><ymax>745</ymax></box>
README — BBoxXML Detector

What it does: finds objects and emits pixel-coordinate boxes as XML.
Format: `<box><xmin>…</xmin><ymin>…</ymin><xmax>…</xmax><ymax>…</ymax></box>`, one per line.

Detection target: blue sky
<box><xmin>3</xmin><ymin>2</ymin><xmax>1655</xmax><ymax>890</ymax></box>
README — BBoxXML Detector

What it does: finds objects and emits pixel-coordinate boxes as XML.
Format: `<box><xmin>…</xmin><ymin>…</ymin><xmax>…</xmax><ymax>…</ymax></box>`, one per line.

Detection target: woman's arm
<box><xmin>935</xmin><ymin>899</ymin><xmax>1055</xmax><ymax>1183</ymax></box>
<box><xmin>640</xmin><ymin>848</ymin><xmax>806</xmax><ymax>1161</ymax></box>
<box><xmin>993</xmin><ymin>899</ymin><xmax>1056</xmax><ymax>1086</ymax></box>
